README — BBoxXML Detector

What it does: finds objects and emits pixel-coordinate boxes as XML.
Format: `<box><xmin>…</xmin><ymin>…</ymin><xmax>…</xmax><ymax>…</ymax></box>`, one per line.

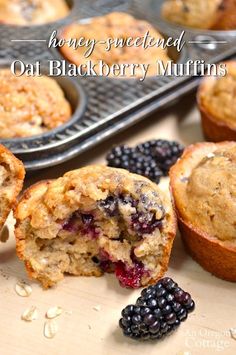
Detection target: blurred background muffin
<box><xmin>0</xmin><ymin>0</ymin><xmax>70</xmax><ymax>26</ymax></box>
<box><xmin>161</xmin><ymin>0</ymin><xmax>236</xmax><ymax>30</ymax></box>
<box><xmin>0</xmin><ymin>69</ymin><xmax>71</xmax><ymax>138</ymax></box>
<box><xmin>197</xmin><ymin>61</ymin><xmax>236</xmax><ymax>141</ymax></box>
<box><xmin>60</xmin><ymin>12</ymin><xmax>171</xmax><ymax>78</ymax></box>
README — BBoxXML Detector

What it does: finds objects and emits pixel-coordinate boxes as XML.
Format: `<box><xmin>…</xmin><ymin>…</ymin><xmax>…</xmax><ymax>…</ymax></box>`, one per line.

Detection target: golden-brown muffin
<box><xmin>0</xmin><ymin>0</ymin><xmax>69</xmax><ymax>26</ymax></box>
<box><xmin>162</xmin><ymin>0</ymin><xmax>236</xmax><ymax>30</ymax></box>
<box><xmin>0</xmin><ymin>144</ymin><xmax>25</xmax><ymax>233</ymax></box>
<box><xmin>0</xmin><ymin>69</ymin><xmax>72</xmax><ymax>139</ymax></box>
<box><xmin>212</xmin><ymin>0</ymin><xmax>236</xmax><ymax>30</ymax></box>
<box><xmin>170</xmin><ymin>142</ymin><xmax>236</xmax><ymax>281</ymax></box>
<box><xmin>197</xmin><ymin>61</ymin><xmax>236</xmax><ymax>142</ymax></box>
<box><xmin>162</xmin><ymin>0</ymin><xmax>222</xmax><ymax>29</ymax></box>
<box><xmin>60</xmin><ymin>12</ymin><xmax>171</xmax><ymax>78</ymax></box>
<box><xmin>14</xmin><ymin>166</ymin><xmax>176</xmax><ymax>288</ymax></box>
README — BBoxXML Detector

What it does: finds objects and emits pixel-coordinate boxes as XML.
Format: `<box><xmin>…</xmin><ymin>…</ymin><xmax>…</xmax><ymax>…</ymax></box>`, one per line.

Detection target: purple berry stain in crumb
<box><xmin>97</xmin><ymin>249</ymin><xmax>114</xmax><ymax>272</ymax></box>
<box><xmin>81</xmin><ymin>213</ymin><xmax>100</xmax><ymax>239</ymax></box>
<box><xmin>62</xmin><ymin>212</ymin><xmax>79</xmax><ymax>232</ymax></box>
<box><xmin>62</xmin><ymin>211</ymin><xmax>99</xmax><ymax>239</ymax></box>
<box><xmin>131</xmin><ymin>212</ymin><xmax>163</xmax><ymax>235</ymax></box>
<box><xmin>115</xmin><ymin>260</ymin><xmax>147</xmax><ymax>288</ymax></box>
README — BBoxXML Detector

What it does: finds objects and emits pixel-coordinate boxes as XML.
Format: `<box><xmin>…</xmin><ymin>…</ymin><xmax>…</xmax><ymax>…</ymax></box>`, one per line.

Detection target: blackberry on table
<box><xmin>119</xmin><ymin>277</ymin><xmax>195</xmax><ymax>341</ymax></box>
<box><xmin>106</xmin><ymin>140</ymin><xmax>184</xmax><ymax>184</ymax></box>
<box><xmin>106</xmin><ymin>145</ymin><xmax>163</xmax><ymax>184</ymax></box>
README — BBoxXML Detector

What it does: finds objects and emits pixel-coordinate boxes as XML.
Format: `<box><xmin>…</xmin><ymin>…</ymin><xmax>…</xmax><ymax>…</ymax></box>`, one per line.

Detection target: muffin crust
<box><xmin>0</xmin><ymin>69</ymin><xmax>72</xmax><ymax>139</ymax></box>
<box><xmin>162</xmin><ymin>0</ymin><xmax>236</xmax><ymax>30</ymax></box>
<box><xmin>0</xmin><ymin>0</ymin><xmax>69</xmax><ymax>26</ymax></box>
<box><xmin>0</xmin><ymin>144</ymin><xmax>25</xmax><ymax>233</ymax></box>
<box><xmin>60</xmin><ymin>12</ymin><xmax>171</xmax><ymax>78</ymax></box>
<box><xmin>170</xmin><ymin>142</ymin><xmax>236</xmax><ymax>281</ymax></box>
<box><xmin>198</xmin><ymin>61</ymin><xmax>236</xmax><ymax>141</ymax></box>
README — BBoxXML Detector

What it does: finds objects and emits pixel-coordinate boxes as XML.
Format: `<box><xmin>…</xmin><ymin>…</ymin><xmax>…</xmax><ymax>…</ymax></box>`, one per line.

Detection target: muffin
<box><xmin>60</xmin><ymin>12</ymin><xmax>171</xmax><ymax>78</ymax></box>
<box><xmin>0</xmin><ymin>0</ymin><xmax>69</xmax><ymax>26</ymax></box>
<box><xmin>162</xmin><ymin>0</ymin><xmax>236</xmax><ymax>30</ymax></box>
<box><xmin>170</xmin><ymin>142</ymin><xmax>236</xmax><ymax>281</ymax></box>
<box><xmin>0</xmin><ymin>69</ymin><xmax>72</xmax><ymax>139</ymax></box>
<box><xmin>14</xmin><ymin>166</ymin><xmax>176</xmax><ymax>288</ymax></box>
<box><xmin>0</xmin><ymin>144</ymin><xmax>25</xmax><ymax>233</ymax></box>
<box><xmin>197</xmin><ymin>62</ymin><xmax>236</xmax><ymax>142</ymax></box>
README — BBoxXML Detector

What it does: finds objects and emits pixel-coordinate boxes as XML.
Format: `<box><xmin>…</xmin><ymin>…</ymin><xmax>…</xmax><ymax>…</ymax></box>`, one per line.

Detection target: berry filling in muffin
<box><xmin>40</xmin><ymin>193</ymin><xmax>165</xmax><ymax>288</ymax></box>
<box><xmin>15</xmin><ymin>166</ymin><xmax>176</xmax><ymax>288</ymax></box>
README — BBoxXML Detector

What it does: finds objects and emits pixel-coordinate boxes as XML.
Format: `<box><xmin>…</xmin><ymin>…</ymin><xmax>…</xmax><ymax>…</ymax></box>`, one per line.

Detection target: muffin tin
<box><xmin>0</xmin><ymin>0</ymin><xmax>236</xmax><ymax>170</ymax></box>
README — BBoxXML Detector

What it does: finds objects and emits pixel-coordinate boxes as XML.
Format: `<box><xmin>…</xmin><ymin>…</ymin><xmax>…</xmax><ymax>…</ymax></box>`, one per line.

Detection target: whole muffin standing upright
<box><xmin>0</xmin><ymin>69</ymin><xmax>71</xmax><ymax>139</ymax></box>
<box><xmin>14</xmin><ymin>166</ymin><xmax>176</xmax><ymax>288</ymax></box>
<box><xmin>197</xmin><ymin>61</ymin><xmax>236</xmax><ymax>142</ymax></box>
<box><xmin>60</xmin><ymin>12</ymin><xmax>171</xmax><ymax>78</ymax></box>
<box><xmin>0</xmin><ymin>0</ymin><xmax>70</xmax><ymax>26</ymax></box>
<box><xmin>162</xmin><ymin>0</ymin><xmax>236</xmax><ymax>30</ymax></box>
<box><xmin>170</xmin><ymin>142</ymin><xmax>236</xmax><ymax>281</ymax></box>
<box><xmin>0</xmin><ymin>145</ymin><xmax>25</xmax><ymax>233</ymax></box>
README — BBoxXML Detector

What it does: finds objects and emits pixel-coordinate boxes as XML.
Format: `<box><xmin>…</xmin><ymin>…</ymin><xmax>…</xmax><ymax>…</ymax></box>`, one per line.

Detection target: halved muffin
<box><xmin>197</xmin><ymin>61</ymin><xmax>236</xmax><ymax>142</ymax></box>
<box><xmin>14</xmin><ymin>166</ymin><xmax>176</xmax><ymax>288</ymax></box>
<box><xmin>170</xmin><ymin>142</ymin><xmax>236</xmax><ymax>281</ymax></box>
<box><xmin>0</xmin><ymin>144</ymin><xmax>25</xmax><ymax>233</ymax></box>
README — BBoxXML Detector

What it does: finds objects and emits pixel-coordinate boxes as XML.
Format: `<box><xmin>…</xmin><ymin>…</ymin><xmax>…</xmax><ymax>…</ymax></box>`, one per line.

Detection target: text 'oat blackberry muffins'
<box><xmin>170</xmin><ymin>142</ymin><xmax>236</xmax><ymax>281</ymax></box>
<box><xmin>60</xmin><ymin>12</ymin><xmax>171</xmax><ymax>78</ymax></box>
<box><xmin>0</xmin><ymin>0</ymin><xmax>70</xmax><ymax>26</ymax></box>
<box><xmin>14</xmin><ymin>166</ymin><xmax>176</xmax><ymax>288</ymax></box>
<box><xmin>0</xmin><ymin>69</ymin><xmax>72</xmax><ymax>139</ymax></box>
<box><xmin>0</xmin><ymin>144</ymin><xmax>25</xmax><ymax>233</ymax></box>
<box><xmin>162</xmin><ymin>0</ymin><xmax>236</xmax><ymax>30</ymax></box>
<box><xmin>197</xmin><ymin>61</ymin><xmax>236</xmax><ymax>142</ymax></box>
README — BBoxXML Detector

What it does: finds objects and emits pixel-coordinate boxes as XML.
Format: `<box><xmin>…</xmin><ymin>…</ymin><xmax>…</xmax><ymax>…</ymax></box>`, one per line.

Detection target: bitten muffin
<box><xmin>0</xmin><ymin>0</ymin><xmax>69</xmax><ymax>26</ymax></box>
<box><xmin>197</xmin><ymin>62</ymin><xmax>236</xmax><ymax>142</ymax></box>
<box><xmin>0</xmin><ymin>144</ymin><xmax>25</xmax><ymax>233</ymax></box>
<box><xmin>170</xmin><ymin>142</ymin><xmax>236</xmax><ymax>281</ymax></box>
<box><xmin>14</xmin><ymin>166</ymin><xmax>176</xmax><ymax>288</ymax></box>
<box><xmin>162</xmin><ymin>0</ymin><xmax>236</xmax><ymax>30</ymax></box>
<box><xmin>0</xmin><ymin>69</ymin><xmax>71</xmax><ymax>139</ymax></box>
<box><xmin>60</xmin><ymin>12</ymin><xmax>171</xmax><ymax>78</ymax></box>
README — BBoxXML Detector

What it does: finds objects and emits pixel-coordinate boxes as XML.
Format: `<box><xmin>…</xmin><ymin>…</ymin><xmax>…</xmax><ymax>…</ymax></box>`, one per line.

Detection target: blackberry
<box><xmin>106</xmin><ymin>145</ymin><xmax>163</xmax><ymax>184</ymax></box>
<box><xmin>106</xmin><ymin>140</ymin><xmax>184</xmax><ymax>184</ymax></box>
<box><xmin>119</xmin><ymin>277</ymin><xmax>195</xmax><ymax>341</ymax></box>
<box><xmin>137</xmin><ymin>139</ymin><xmax>184</xmax><ymax>174</ymax></box>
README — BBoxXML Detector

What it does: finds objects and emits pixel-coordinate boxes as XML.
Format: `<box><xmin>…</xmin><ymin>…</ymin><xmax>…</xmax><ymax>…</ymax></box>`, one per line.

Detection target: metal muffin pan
<box><xmin>0</xmin><ymin>0</ymin><xmax>236</xmax><ymax>170</ymax></box>
<box><xmin>0</xmin><ymin>61</ymin><xmax>86</xmax><ymax>151</ymax></box>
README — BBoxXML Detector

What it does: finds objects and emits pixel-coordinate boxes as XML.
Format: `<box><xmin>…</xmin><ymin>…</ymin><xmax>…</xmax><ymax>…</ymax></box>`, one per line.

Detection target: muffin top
<box><xmin>60</xmin><ymin>12</ymin><xmax>170</xmax><ymax>77</ymax></box>
<box><xmin>179</xmin><ymin>144</ymin><xmax>236</xmax><ymax>243</ymax></box>
<box><xmin>0</xmin><ymin>69</ymin><xmax>71</xmax><ymax>138</ymax></box>
<box><xmin>161</xmin><ymin>0</ymin><xmax>222</xmax><ymax>29</ymax></box>
<box><xmin>0</xmin><ymin>0</ymin><xmax>69</xmax><ymax>26</ymax></box>
<box><xmin>199</xmin><ymin>62</ymin><xmax>236</xmax><ymax>128</ymax></box>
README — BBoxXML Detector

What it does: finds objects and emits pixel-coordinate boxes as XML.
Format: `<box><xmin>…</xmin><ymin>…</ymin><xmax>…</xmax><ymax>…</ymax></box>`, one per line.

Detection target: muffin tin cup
<box><xmin>52</xmin><ymin>15</ymin><xmax>189</xmax><ymax>85</ymax></box>
<box><xmin>1</xmin><ymin>0</ymin><xmax>236</xmax><ymax>170</ymax></box>
<box><xmin>0</xmin><ymin>61</ymin><xmax>87</xmax><ymax>154</ymax></box>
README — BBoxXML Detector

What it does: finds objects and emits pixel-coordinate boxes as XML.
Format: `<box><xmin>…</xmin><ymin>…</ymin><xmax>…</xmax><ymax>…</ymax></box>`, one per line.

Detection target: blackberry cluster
<box><xmin>106</xmin><ymin>140</ymin><xmax>184</xmax><ymax>184</ymax></box>
<box><xmin>119</xmin><ymin>277</ymin><xmax>195</xmax><ymax>341</ymax></box>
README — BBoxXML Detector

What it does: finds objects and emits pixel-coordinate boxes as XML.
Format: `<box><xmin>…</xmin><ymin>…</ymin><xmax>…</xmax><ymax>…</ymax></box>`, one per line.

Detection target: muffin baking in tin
<box><xmin>0</xmin><ymin>0</ymin><xmax>236</xmax><ymax>171</ymax></box>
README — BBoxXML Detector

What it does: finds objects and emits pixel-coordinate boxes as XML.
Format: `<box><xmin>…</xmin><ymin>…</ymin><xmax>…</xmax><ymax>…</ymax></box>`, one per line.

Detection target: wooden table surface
<box><xmin>0</xmin><ymin>93</ymin><xmax>236</xmax><ymax>355</ymax></box>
